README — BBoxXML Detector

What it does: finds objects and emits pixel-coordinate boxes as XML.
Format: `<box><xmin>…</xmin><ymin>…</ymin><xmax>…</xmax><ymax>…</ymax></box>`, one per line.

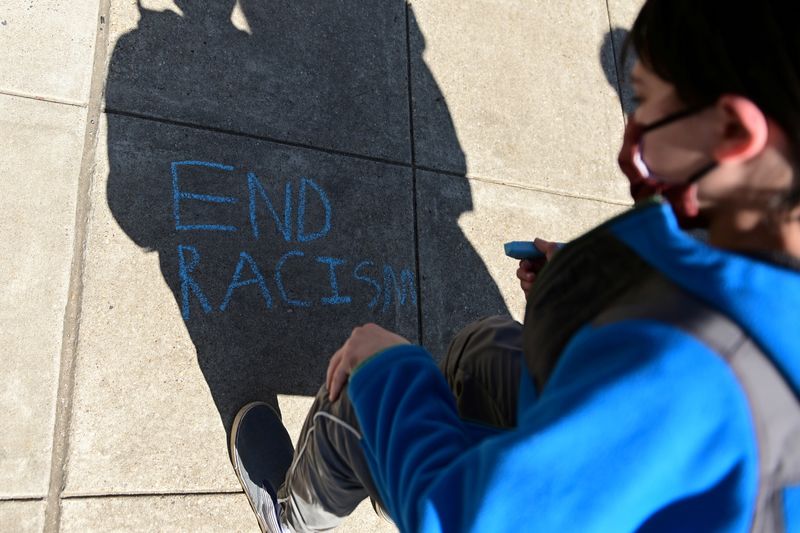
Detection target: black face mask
<box><xmin>633</xmin><ymin>105</ymin><xmax>718</xmax><ymax>186</ymax></box>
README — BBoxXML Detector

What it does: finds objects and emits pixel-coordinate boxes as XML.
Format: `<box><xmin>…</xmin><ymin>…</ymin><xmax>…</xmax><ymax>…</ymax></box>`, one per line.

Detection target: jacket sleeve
<box><xmin>348</xmin><ymin>320</ymin><xmax>759</xmax><ymax>533</ymax></box>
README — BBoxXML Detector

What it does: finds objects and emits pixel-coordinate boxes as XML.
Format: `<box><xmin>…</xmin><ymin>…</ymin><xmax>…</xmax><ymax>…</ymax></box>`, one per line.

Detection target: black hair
<box><xmin>622</xmin><ymin>0</ymin><xmax>800</xmax><ymax>205</ymax></box>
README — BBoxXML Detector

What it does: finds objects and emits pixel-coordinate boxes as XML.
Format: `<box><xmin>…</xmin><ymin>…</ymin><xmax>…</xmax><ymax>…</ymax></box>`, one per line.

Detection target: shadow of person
<box><xmin>600</xmin><ymin>27</ymin><xmax>636</xmax><ymax>117</ymax></box>
<box><xmin>105</xmin><ymin>0</ymin><xmax>508</xmax><ymax>440</ymax></box>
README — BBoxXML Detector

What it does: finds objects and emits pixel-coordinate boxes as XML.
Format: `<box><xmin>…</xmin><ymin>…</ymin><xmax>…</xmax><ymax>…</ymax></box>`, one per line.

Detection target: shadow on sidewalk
<box><xmin>601</xmin><ymin>27</ymin><xmax>636</xmax><ymax>117</ymax></box>
<box><xmin>104</xmin><ymin>1</ymin><xmax>508</xmax><ymax>438</ymax></box>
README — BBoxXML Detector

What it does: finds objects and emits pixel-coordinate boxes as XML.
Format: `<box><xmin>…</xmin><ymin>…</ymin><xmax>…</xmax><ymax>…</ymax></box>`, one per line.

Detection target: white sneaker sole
<box><xmin>229</xmin><ymin>401</ymin><xmax>284</xmax><ymax>533</ymax></box>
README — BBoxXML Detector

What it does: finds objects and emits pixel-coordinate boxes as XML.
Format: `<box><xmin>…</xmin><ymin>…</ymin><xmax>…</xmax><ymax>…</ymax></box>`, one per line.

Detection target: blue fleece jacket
<box><xmin>348</xmin><ymin>202</ymin><xmax>800</xmax><ymax>532</ymax></box>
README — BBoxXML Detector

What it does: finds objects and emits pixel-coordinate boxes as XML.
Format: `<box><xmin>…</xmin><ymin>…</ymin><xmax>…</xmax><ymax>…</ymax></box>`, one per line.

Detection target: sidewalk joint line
<box><xmin>603</xmin><ymin>0</ymin><xmax>628</xmax><ymax>125</ymax></box>
<box><xmin>44</xmin><ymin>2</ymin><xmax>111</xmax><ymax>532</ymax></box>
<box><xmin>0</xmin><ymin>496</ymin><xmax>45</xmax><ymax>503</ymax></box>
<box><xmin>405</xmin><ymin>1</ymin><xmax>424</xmax><ymax>348</ymax></box>
<box><xmin>416</xmin><ymin>166</ymin><xmax>632</xmax><ymax>207</ymax></box>
<box><xmin>99</xmin><ymin>111</ymin><xmax>626</xmax><ymax>209</ymax></box>
<box><xmin>0</xmin><ymin>89</ymin><xmax>86</xmax><ymax>108</ymax></box>
<box><xmin>103</xmin><ymin>107</ymin><xmax>413</xmax><ymax>171</ymax></box>
<box><xmin>60</xmin><ymin>490</ymin><xmax>244</xmax><ymax>500</ymax></box>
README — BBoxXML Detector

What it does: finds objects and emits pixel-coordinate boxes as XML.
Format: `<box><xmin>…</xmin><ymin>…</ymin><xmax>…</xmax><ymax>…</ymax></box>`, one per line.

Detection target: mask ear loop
<box><xmin>640</xmin><ymin>103</ymin><xmax>717</xmax><ymax>186</ymax></box>
<box><xmin>641</xmin><ymin>104</ymin><xmax>710</xmax><ymax>133</ymax></box>
<box><xmin>685</xmin><ymin>161</ymin><xmax>718</xmax><ymax>185</ymax></box>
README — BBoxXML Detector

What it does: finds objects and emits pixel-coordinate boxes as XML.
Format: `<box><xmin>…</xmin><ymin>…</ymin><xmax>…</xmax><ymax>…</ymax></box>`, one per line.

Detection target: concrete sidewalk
<box><xmin>1</xmin><ymin>0</ymin><xmax>641</xmax><ymax>531</ymax></box>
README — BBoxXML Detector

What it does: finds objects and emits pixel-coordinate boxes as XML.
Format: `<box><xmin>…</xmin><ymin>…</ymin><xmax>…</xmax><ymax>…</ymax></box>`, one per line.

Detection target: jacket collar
<box><xmin>611</xmin><ymin>201</ymin><xmax>800</xmax><ymax>395</ymax></box>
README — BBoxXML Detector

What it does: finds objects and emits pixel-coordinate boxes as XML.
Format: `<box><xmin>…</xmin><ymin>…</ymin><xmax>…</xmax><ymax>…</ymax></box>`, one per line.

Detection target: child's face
<box><xmin>630</xmin><ymin>60</ymin><xmax>719</xmax><ymax>189</ymax></box>
<box><xmin>629</xmin><ymin>60</ymin><xmax>794</xmax><ymax>220</ymax></box>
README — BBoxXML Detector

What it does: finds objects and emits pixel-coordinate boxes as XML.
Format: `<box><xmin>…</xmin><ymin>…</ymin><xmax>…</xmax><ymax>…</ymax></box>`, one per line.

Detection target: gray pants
<box><xmin>278</xmin><ymin>316</ymin><xmax>524</xmax><ymax>532</ymax></box>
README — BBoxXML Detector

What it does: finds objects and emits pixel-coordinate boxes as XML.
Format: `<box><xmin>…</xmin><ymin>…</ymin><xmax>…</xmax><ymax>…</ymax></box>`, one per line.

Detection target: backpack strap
<box><xmin>593</xmin><ymin>272</ymin><xmax>800</xmax><ymax>532</ymax></box>
<box><xmin>522</xmin><ymin>226</ymin><xmax>653</xmax><ymax>391</ymax></box>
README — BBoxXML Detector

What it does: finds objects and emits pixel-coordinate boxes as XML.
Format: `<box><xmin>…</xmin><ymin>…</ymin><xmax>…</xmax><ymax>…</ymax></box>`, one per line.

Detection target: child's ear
<box><xmin>712</xmin><ymin>95</ymin><xmax>769</xmax><ymax>163</ymax></box>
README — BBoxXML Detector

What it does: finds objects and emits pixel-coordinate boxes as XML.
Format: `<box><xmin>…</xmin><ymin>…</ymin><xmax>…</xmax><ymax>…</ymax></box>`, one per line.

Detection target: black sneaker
<box><xmin>230</xmin><ymin>402</ymin><xmax>295</xmax><ymax>533</ymax></box>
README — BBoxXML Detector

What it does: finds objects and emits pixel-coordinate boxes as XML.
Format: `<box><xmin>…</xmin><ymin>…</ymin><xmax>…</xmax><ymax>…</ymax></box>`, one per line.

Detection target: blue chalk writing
<box><xmin>275</xmin><ymin>250</ymin><xmax>311</xmax><ymax>307</ymax></box>
<box><xmin>317</xmin><ymin>256</ymin><xmax>352</xmax><ymax>305</ymax></box>
<box><xmin>169</xmin><ymin>160</ymin><xmax>420</xmax><ymax>318</ymax></box>
<box><xmin>220</xmin><ymin>252</ymin><xmax>273</xmax><ymax>311</ymax></box>
<box><xmin>172</xmin><ymin>161</ymin><xmax>237</xmax><ymax>232</ymax></box>
<box><xmin>177</xmin><ymin>244</ymin><xmax>213</xmax><ymax>320</ymax></box>
<box><xmin>247</xmin><ymin>172</ymin><xmax>293</xmax><ymax>242</ymax></box>
<box><xmin>297</xmin><ymin>178</ymin><xmax>332</xmax><ymax>243</ymax></box>
<box><xmin>382</xmin><ymin>266</ymin><xmax>417</xmax><ymax>313</ymax></box>
<box><xmin>353</xmin><ymin>261</ymin><xmax>381</xmax><ymax>309</ymax></box>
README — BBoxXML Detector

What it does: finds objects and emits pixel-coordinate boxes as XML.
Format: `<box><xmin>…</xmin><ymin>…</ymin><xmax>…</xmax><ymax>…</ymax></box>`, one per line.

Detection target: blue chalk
<box><xmin>177</xmin><ymin>244</ymin><xmax>213</xmax><ymax>320</ymax></box>
<box><xmin>297</xmin><ymin>177</ymin><xmax>332</xmax><ymax>243</ymax></box>
<box><xmin>382</xmin><ymin>266</ymin><xmax>417</xmax><ymax>313</ymax></box>
<box><xmin>317</xmin><ymin>256</ymin><xmax>352</xmax><ymax>305</ymax></box>
<box><xmin>504</xmin><ymin>241</ymin><xmax>545</xmax><ymax>260</ymax></box>
<box><xmin>171</xmin><ymin>161</ymin><xmax>238</xmax><ymax>232</ymax></box>
<box><xmin>248</xmin><ymin>172</ymin><xmax>293</xmax><ymax>242</ymax></box>
<box><xmin>220</xmin><ymin>252</ymin><xmax>273</xmax><ymax>312</ymax></box>
<box><xmin>275</xmin><ymin>250</ymin><xmax>311</xmax><ymax>308</ymax></box>
<box><xmin>353</xmin><ymin>261</ymin><xmax>381</xmax><ymax>309</ymax></box>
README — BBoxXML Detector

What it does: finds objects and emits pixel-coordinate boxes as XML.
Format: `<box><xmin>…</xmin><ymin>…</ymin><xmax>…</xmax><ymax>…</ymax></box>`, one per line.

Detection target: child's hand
<box><xmin>326</xmin><ymin>323</ymin><xmax>410</xmax><ymax>402</ymax></box>
<box><xmin>516</xmin><ymin>238</ymin><xmax>560</xmax><ymax>300</ymax></box>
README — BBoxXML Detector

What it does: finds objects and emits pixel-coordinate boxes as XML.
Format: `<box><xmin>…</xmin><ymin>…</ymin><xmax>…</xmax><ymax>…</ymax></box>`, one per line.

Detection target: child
<box><xmin>230</xmin><ymin>1</ymin><xmax>800</xmax><ymax>531</ymax></box>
